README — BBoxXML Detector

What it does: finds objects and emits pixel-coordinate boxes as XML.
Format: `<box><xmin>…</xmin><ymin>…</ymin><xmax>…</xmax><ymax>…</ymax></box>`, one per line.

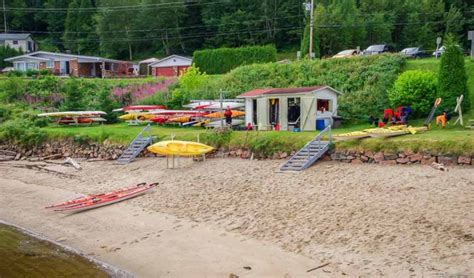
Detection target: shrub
<box><xmin>1</xmin><ymin>76</ymin><xmax>27</xmax><ymax>102</ymax></box>
<box><xmin>6</xmin><ymin>70</ymin><xmax>24</xmax><ymax>77</ymax></box>
<box><xmin>0</xmin><ymin>45</ymin><xmax>21</xmax><ymax>68</ymax></box>
<box><xmin>0</xmin><ymin>119</ymin><xmax>47</xmax><ymax>147</ymax></box>
<box><xmin>193</xmin><ymin>45</ymin><xmax>277</xmax><ymax>74</ymax></box>
<box><xmin>389</xmin><ymin>70</ymin><xmax>438</xmax><ymax>117</ymax></box>
<box><xmin>61</xmin><ymin>79</ymin><xmax>85</xmax><ymax>111</ymax></box>
<box><xmin>438</xmin><ymin>34</ymin><xmax>470</xmax><ymax>112</ymax></box>
<box><xmin>25</xmin><ymin>69</ymin><xmax>39</xmax><ymax>77</ymax></box>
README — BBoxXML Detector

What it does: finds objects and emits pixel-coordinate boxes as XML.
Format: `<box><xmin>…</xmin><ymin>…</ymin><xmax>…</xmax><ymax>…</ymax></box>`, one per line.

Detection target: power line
<box><xmin>7</xmin><ymin>14</ymin><xmax>304</xmax><ymax>35</ymax></box>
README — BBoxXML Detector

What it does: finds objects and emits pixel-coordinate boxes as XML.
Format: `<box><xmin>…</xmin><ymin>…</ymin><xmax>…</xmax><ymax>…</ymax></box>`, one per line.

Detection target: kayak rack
<box><xmin>117</xmin><ymin>124</ymin><xmax>153</xmax><ymax>164</ymax></box>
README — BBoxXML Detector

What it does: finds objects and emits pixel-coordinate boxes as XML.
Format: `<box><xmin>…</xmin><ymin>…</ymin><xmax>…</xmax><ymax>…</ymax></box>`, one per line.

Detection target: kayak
<box><xmin>47</xmin><ymin>183</ymin><xmax>158</xmax><ymax>213</ymax></box>
<box><xmin>204</xmin><ymin>110</ymin><xmax>245</xmax><ymax>118</ymax></box>
<box><xmin>119</xmin><ymin>113</ymin><xmax>155</xmax><ymax>121</ymax></box>
<box><xmin>168</xmin><ymin>116</ymin><xmax>192</xmax><ymax>123</ymax></box>
<box><xmin>147</xmin><ymin>140</ymin><xmax>214</xmax><ymax>156</ymax></box>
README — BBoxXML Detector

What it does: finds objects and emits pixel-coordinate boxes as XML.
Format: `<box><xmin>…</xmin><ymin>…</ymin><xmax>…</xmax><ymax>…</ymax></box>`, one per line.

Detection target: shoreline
<box><xmin>1</xmin><ymin>158</ymin><xmax>472</xmax><ymax>276</ymax></box>
<box><xmin>0</xmin><ymin>220</ymin><xmax>132</xmax><ymax>277</ymax></box>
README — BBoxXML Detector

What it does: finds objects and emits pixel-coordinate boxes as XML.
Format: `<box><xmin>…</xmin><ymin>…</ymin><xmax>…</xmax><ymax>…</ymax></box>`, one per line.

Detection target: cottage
<box><xmin>0</xmin><ymin>33</ymin><xmax>36</xmax><ymax>53</ymax></box>
<box><xmin>149</xmin><ymin>55</ymin><xmax>192</xmax><ymax>77</ymax></box>
<box><xmin>238</xmin><ymin>86</ymin><xmax>342</xmax><ymax>131</ymax></box>
<box><xmin>5</xmin><ymin>51</ymin><xmax>134</xmax><ymax>78</ymax></box>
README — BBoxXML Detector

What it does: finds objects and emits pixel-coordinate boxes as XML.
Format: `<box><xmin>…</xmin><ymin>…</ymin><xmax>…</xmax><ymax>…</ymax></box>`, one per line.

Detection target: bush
<box><xmin>389</xmin><ymin>70</ymin><xmax>438</xmax><ymax>117</ymax></box>
<box><xmin>0</xmin><ymin>119</ymin><xmax>47</xmax><ymax>147</ymax></box>
<box><xmin>438</xmin><ymin>34</ymin><xmax>470</xmax><ymax>112</ymax></box>
<box><xmin>193</xmin><ymin>45</ymin><xmax>277</xmax><ymax>74</ymax></box>
<box><xmin>6</xmin><ymin>70</ymin><xmax>24</xmax><ymax>77</ymax></box>
<box><xmin>25</xmin><ymin>69</ymin><xmax>39</xmax><ymax>77</ymax></box>
<box><xmin>0</xmin><ymin>45</ymin><xmax>21</xmax><ymax>69</ymax></box>
<box><xmin>1</xmin><ymin>76</ymin><xmax>27</xmax><ymax>102</ymax></box>
<box><xmin>61</xmin><ymin>79</ymin><xmax>85</xmax><ymax>111</ymax></box>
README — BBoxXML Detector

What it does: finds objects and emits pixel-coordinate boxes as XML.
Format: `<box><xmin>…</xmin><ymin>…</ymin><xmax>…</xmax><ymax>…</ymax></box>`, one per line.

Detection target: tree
<box><xmin>61</xmin><ymin>79</ymin><xmax>85</xmax><ymax>111</ymax></box>
<box><xmin>444</xmin><ymin>4</ymin><xmax>466</xmax><ymax>42</ymax></box>
<box><xmin>300</xmin><ymin>5</ymin><xmax>320</xmax><ymax>58</ymax></box>
<box><xmin>63</xmin><ymin>0</ymin><xmax>99</xmax><ymax>55</ymax></box>
<box><xmin>438</xmin><ymin>34</ymin><xmax>470</xmax><ymax>112</ymax></box>
<box><xmin>43</xmin><ymin>0</ymin><xmax>69</xmax><ymax>50</ymax></box>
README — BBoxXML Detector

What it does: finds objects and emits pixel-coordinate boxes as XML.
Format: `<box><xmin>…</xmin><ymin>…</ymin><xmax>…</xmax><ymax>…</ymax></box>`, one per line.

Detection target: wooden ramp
<box><xmin>280</xmin><ymin>126</ymin><xmax>332</xmax><ymax>171</ymax></box>
<box><xmin>117</xmin><ymin>124</ymin><xmax>153</xmax><ymax>164</ymax></box>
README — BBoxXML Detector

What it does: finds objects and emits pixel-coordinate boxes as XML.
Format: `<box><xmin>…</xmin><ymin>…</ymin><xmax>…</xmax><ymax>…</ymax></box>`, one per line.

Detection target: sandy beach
<box><xmin>0</xmin><ymin>157</ymin><xmax>473</xmax><ymax>277</ymax></box>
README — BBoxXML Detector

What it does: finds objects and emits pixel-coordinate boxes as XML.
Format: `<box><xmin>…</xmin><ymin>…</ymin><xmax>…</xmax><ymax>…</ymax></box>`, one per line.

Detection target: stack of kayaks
<box><xmin>147</xmin><ymin>140</ymin><xmax>214</xmax><ymax>156</ymax></box>
<box><xmin>204</xmin><ymin>110</ymin><xmax>245</xmax><ymax>119</ymax></box>
<box><xmin>46</xmin><ymin>183</ymin><xmax>158</xmax><ymax>213</ymax></box>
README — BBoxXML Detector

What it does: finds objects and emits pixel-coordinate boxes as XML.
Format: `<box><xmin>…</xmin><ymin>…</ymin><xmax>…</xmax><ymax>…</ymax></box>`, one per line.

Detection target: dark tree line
<box><xmin>0</xmin><ymin>0</ymin><xmax>472</xmax><ymax>60</ymax></box>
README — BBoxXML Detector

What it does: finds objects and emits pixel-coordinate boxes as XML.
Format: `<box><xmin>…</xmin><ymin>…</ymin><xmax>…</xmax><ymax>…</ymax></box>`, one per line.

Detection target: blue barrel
<box><xmin>316</xmin><ymin>119</ymin><xmax>325</xmax><ymax>131</ymax></box>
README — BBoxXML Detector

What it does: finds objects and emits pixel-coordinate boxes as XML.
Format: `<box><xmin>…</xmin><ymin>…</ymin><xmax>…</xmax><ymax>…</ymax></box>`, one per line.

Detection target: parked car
<box><xmin>362</xmin><ymin>44</ymin><xmax>395</xmax><ymax>55</ymax></box>
<box><xmin>400</xmin><ymin>47</ymin><xmax>430</xmax><ymax>58</ymax></box>
<box><xmin>332</xmin><ymin>49</ymin><xmax>359</xmax><ymax>58</ymax></box>
<box><xmin>432</xmin><ymin>46</ymin><xmax>445</xmax><ymax>58</ymax></box>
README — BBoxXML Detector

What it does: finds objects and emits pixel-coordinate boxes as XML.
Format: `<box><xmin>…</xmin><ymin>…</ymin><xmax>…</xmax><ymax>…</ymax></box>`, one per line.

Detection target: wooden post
<box><xmin>454</xmin><ymin>95</ymin><xmax>464</xmax><ymax>126</ymax></box>
<box><xmin>469</xmin><ymin>31</ymin><xmax>474</xmax><ymax>60</ymax></box>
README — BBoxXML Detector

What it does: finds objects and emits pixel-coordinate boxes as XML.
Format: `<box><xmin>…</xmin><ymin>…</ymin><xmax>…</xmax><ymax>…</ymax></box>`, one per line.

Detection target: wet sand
<box><xmin>0</xmin><ymin>158</ymin><xmax>473</xmax><ymax>277</ymax></box>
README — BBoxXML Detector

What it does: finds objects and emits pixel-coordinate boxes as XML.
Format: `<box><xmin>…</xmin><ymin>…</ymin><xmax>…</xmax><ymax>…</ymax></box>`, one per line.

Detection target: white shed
<box><xmin>237</xmin><ymin>86</ymin><xmax>342</xmax><ymax>131</ymax></box>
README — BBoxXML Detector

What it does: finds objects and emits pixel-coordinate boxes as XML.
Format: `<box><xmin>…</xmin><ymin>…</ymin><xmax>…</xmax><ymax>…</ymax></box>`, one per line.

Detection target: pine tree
<box><xmin>438</xmin><ymin>34</ymin><xmax>470</xmax><ymax>113</ymax></box>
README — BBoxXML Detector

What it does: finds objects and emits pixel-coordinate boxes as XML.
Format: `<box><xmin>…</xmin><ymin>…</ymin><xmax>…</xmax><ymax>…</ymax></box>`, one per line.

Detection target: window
<box><xmin>12</xmin><ymin>40</ymin><xmax>18</xmax><ymax>45</ymax></box>
<box><xmin>317</xmin><ymin>99</ymin><xmax>331</xmax><ymax>112</ymax></box>
<box><xmin>47</xmin><ymin>60</ymin><xmax>54</xmax><ymax>68</ymax></box>
<box><xmin>27</xmin><ymin>62</ymin><xmax>38</xmax><ymax>70</ymax></box>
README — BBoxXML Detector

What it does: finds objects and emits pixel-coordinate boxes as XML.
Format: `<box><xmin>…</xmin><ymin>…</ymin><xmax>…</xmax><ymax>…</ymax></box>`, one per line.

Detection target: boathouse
<box><xmin>237</xmin><ymin>86</ymin><xmax>341</xmax><ymax>131</ymax></box>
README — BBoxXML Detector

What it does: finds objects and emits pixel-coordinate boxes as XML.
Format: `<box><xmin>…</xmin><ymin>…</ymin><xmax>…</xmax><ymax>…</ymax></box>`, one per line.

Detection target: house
<box><xmin>149</xmin><ymin>55</ymin><xmax>192</xmax><ymax>77</ymax></box>
<box><xmin>5</xmin><ymin>51</ymin><xmax>134</xmax><ymax>78</ymax></box>
<box><xmin>237</xmin><ymin>86</ymin><xmax>342</xmax><ymax>131</ymax></box>
<box><xmin>138</xmin><ymin>57</ymin><xmax>160</xmax><ymax>75</ymax></box>
<box><xmin>0</xmin><ymin>33</ymin><xmax>36</xmax><ymax>53</ymax></box>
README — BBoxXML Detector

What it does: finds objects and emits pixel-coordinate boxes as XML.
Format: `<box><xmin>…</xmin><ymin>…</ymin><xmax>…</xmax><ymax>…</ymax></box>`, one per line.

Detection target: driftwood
<box><xmin>40</xmin><ymin>154</ymin><xmax>63</xmax><ymax>160</ymax></box>
<box><xmin>431</xmin><ymin>162</ymin><xmax>448</xmax><ymax>171</ymax></box>
<box><xmin>0</xmin><ymin>155</ymin><xmax>15</xmax><ymax>161</ymax></box>
<box><xmin>65</xmin><ymin>157</ymin><xmax>82</xmax><ymax>170</ymax></box>
<box><xmin>0</xmin><ymin>150</ymin><xmax>17</xmax><ymax>156</ymax></box>
<box><xmin>307</xmin><ymin>262</ymin><xmax>331</xmax><ymax>273</ymax></box>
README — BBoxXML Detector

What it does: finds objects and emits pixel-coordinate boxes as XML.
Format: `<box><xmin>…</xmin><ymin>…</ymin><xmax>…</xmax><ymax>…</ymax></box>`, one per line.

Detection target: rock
<box><xmin>379</xmin><ymin>160</ymin><xmax>397</xmax><ymax>165</ymax></box>
<box><xmin>14</xmin><ymin>153</ymin><xmax>21</xmax><ymax>160</ymax></box>
<box><xmin>374</xmin><ymin>152</ymin><xmax>384</xmax><ymax>163</ymax></box>
<box><xmin>421</xmin><ymin>157</ymin><xmax>436</xmax><ymax>165</ymax></box>
<box><xmin>360</xmin><ymin>155</ymin><xmax>369</xmax><ymax>162</ymax></box>
<box><xmin>272</xmin><ymin>152</ymin><xmax>280</xmax><ymax>160</ymax></box>
<box><xmin>351</xmin><ymin>158</ymin><xmax>363</xmax><ymax>164</ymax></box>
<box><xmin>409</xmin><ymin>153</ymin><xmax>423</xmax><ymax>163</ymax></box>
<box><xmin>384</xmin><ymin>153</ymin><xmax>398</xmax><ymax>160</ymax></box>
<box><xmin>438</xmin><ymin>156</ymin><xmax>457</xmax><ymax>166</ymax></box>
<box><xmin>396</xmin><ymin>157</ymin><xmax>409</xmax><ymax>164</ymax></box>
<box><xmin>365</xmin><ymin>151</ymin><xmax>374</xmax><ymax>159</ymax></box>
<box><xmin>346</xmin><ymin>155</ymin><xmax>355</xmax><ymax>160</ymax></box>
<box><xmin>398</xmin><ymin>153</ymin><xmax>406</xmax><ymax>158</ymax></box>
<box><xmin>279</xmin><ymin>152</ymin><xmax>288</xmax><ymax>159</ymax></box>
<box><xmin>458</xmin><ymin>156</ymin><xmax>472</xmax><ymax>165</ymax></box>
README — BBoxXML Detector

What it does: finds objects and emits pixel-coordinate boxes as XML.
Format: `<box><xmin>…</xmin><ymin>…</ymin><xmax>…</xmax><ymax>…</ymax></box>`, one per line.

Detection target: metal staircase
<box><xmin>116</xmin><ymin>124</ymin><xmax>153</xmax><ymax>164</ymax></box>
<box><xmin>280</xmin><ymin>125</ymin><xmax>332</xmax><ymax>171</ymax></box>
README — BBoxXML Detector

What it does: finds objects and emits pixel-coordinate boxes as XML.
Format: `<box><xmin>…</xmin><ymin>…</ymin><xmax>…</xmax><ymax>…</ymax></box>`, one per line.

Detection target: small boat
<box><xmin>333</xmin><ymin>131</ymin><xmax>370</xmax><ymax>141</ymax></box>
<box><xmin>367</xmin><ymin>130</ymin><xmax>409</xmax><ymax>138</ymax></box>
<box><xmin>47</xmin><ymin>183</ymin><xmax>157</xmax><ymax>212</ymax></box>
<box><xmin>168</xmin><ymin>116</ymin><xmax>192</xmax><ymax>123</ymax></box>
<box><xmin>147</xmin><ymin>140</ymin><xmax>214</xmax><ymax>156</ymax></box>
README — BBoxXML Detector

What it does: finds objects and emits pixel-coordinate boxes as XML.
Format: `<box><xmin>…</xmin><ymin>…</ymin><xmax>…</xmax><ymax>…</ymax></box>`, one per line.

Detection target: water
<box><xmin>0</xmin><ymin>223</ymin><xmax>109</xmax><ymax>278</ymax></box>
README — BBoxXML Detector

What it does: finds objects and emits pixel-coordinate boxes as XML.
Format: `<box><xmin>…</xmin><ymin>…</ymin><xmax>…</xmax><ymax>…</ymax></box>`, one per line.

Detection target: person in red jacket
<box><xmin>224</xmin><ymin>106</ymin><xmax>233</xmax><ymax>126</ymax></box>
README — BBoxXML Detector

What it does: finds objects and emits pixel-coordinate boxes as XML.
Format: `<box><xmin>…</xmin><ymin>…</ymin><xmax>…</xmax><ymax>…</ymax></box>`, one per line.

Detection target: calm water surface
<box><xmin>0</xmin><ymin>223</ymin><xmax>109</xmax><ymax>277</ymax></box>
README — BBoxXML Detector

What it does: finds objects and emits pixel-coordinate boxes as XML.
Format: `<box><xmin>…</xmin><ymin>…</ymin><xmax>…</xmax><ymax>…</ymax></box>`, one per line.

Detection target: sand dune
<box><xmin>0</xmin><ymin>158</ymin><xmax>473</xmax><ymax>276</ymax></box>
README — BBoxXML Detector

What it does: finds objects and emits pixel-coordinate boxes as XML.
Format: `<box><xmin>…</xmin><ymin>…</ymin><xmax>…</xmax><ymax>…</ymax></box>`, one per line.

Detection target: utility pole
<box><xmin>309</xmin><ymin>0</ymin><xmax>315</xmax><ymax>59</ymax></box>
<box><xmin>2</xmin><ymin>0</ymin><xmax>7</xmax><ymax>33</ymax></box>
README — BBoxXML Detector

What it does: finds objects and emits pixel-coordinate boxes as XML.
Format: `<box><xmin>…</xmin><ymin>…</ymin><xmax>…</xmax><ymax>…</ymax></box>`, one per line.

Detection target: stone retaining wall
<box><xmin>1</xmin><ymin>140</ymin><xmax>472</xmax><ymax>166</ymax></box>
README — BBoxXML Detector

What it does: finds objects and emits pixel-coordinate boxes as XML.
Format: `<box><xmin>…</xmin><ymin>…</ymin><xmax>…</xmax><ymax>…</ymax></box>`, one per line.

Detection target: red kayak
<box><xmin>46</xmin><ymin>183</ymin><xmax>157</xmax><ymax>212</ymax></box>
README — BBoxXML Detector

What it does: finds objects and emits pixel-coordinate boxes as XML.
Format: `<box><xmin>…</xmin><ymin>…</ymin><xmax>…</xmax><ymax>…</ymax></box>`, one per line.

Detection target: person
<box><xmin>224</xmin><ymin>106</ymin><xmax>233</xmax><ymax>126</ymax></box>
<box><xmin>368</xmin><ymin>114</ymin><xmax>379</xmax><ymax>127</ymax></box>
<box><xmin>383</xmin><ymin>108</ymin><xmax>393</xmax><ymax>124</ymax></box>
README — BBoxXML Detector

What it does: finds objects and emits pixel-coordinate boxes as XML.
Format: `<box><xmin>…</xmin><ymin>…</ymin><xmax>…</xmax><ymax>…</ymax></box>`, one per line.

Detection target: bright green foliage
<box><xmin>1</xmin><ymin>77</ymin><xmax>27</xmax><ymax>103</ymax></box>
<box><xmin>438</xmin><ymin>34</ymin><xmax>470</xmax><ymax>112</ymax></box>
<box><xmin>0</xmin><ymin>119</ymin><xmax>47</xmax><ymax>147</ymax></box>
<box><xmin>96</xmin><ymin>87</ymin><xmax>119</xmax><ymax>124</ymax></box>
<box><xmin>193</xmin><ymin>45</ymin><xmax>277</xmax><ymax>74</ymax></box>
<box><xmin>217</xmin><ymin>54</ymin><xmax>405</xmax><ymax>121</ymax></box>
<box><xmin>61</xmin><ymin>79</ymin><xmax>85</xmax><ymax>111</ymax></box>
<box><xmin>0</xmin><ymin>46</ymin><xmax>22</xmax><ymax>68</ymax></box>
<box><xmin>389</xmin><ymin>70</ymin><xmax>438</xmax><ymax>116</ymax></box>
<box><xmin>300</xmin><ymin>15</ymin><xmax>320</xmax><ymax>58</ymax></box>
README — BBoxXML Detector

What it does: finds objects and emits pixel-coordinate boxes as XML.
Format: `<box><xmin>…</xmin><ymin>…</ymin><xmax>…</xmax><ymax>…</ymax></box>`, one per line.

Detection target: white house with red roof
<box><xmin>237</xmin><ymin>86</ymin><xmax>341</xmax><ymax>131</ymax></box>
<box><xmin>149</xmin><ymin>55</ymin><xmax>192</xmax><ymax>77</ymax></box>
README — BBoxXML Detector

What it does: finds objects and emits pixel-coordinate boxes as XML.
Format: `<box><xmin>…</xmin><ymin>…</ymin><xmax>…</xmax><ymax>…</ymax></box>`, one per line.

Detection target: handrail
<box><xmin>132</xmin><ymin>124</ymin><xmax>151</xmax><ymax>142</ymax></box>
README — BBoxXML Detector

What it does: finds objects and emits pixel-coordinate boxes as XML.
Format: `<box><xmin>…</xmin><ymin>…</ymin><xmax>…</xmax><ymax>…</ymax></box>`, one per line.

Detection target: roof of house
<box><xmin>139</xmin><ymin>57</ymin><xmax>160</xmax><ymax>64</ymax></box>
<box><xmin>5</xmin><ymin>51</ymin><xmax>131</xmax><ymax>64</ymax></box>
<box><xmin>238</xmin><ymin>86</ymin><xmax>341</xmax><ymax>98</ymax></box>
<box><xmin>149</xmin><ymin>55</ymin><xmax>192</xmax><ymax>67</ymax></box>
<box><xmin>0</xmin><ymin>33</ymin><xmax>32</xmax><ymax>40</ymax></box>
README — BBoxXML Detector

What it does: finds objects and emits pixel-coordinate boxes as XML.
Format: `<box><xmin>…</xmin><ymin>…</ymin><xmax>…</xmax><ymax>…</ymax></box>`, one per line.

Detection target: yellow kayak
<box><xmin>193</xmin><ymin>120</ymin><xmax>210</xmax><ymax>127</ymax></box>
<box><xmin>119</xmin><ymin>113</ymin><xmax>155</xmax><ymax>121</ymax></box>
<box><xmin>168</xmin><ymin>116</ymin><xmax>192</xmax><ymax>123</ymax></box>
<box><xmin>147</xmin><ymin>140</ymin><xmax>214</xmax><ymax>156</ymax></box>
<box><xmin>204</xmin><ymin>110</ymin><xmax>245</xmax><ymax>118</ymax></box>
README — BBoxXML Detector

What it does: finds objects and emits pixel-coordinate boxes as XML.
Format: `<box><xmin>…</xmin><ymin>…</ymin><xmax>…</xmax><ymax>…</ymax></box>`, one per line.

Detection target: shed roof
<box><xmin>0</xmin><ymin>33</ymin><xmax>31</xmax><ymax>40</ymax></box>
<box><xmin>238</xmin><ymin>86</ymin><xmax>340</xmax><ymax>98</ymax></box>
<box><xmin>139</xmin><ymin>57</ymin><xmax>160</xmax><ymax>64</ymax></box>
<box><xmin>149</xmin><ymin>55</ymin><xmax>192</xmax><ymax>67</ymax></box>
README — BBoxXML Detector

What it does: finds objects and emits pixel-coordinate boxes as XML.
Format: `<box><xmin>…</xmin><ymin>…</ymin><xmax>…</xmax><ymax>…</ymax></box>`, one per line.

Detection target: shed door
<box><xmin>257</xmin><ymin>98</ymin><xmax>269</xmax><ymax>130</ymax></box>
<box><xmin>300</xmin><ymin>96</ymin><xmax>317</xmax><ymax>131</ymax></box>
